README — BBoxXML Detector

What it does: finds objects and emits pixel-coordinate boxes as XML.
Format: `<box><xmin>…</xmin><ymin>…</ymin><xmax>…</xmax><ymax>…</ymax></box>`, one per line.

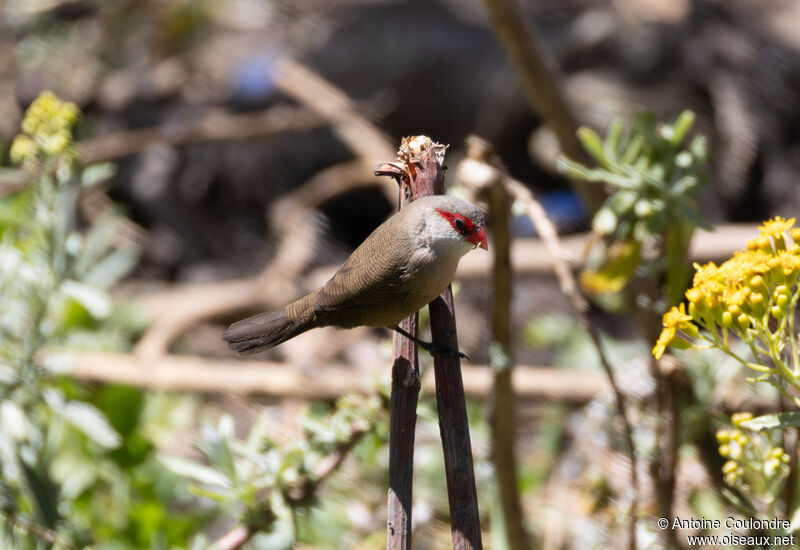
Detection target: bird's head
<box><xmin>414</xmin><ymin>195</ymin><xmax>487</xmax><ymax>254</ymax></box>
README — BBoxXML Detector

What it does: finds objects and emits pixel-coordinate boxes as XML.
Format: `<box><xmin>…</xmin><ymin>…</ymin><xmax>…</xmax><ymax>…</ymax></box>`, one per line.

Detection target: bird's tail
<box><xmin>222</xmin><ymin>293</ymin><xmax>317</xmax><ymax>355</ymax></box>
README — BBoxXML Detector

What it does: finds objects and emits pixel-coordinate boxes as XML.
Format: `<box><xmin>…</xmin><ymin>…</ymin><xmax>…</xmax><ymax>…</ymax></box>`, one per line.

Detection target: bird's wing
<box><xmin>314</xmin><ymin>215</ymin><xmax>414</xmax><ymax>314</ymax></box>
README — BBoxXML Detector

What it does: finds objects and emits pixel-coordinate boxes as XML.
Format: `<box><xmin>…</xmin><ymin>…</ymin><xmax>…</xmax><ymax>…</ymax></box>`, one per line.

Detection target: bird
<box><xmin>222</xmin><ymin>194</ymin><xmax>487</xmax><ymax>357</ymax></box>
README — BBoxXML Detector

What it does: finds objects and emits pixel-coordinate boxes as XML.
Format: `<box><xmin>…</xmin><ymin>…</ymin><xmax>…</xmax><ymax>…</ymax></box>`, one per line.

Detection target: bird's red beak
<box><xmin>468</xmin><ymin>227</ymin><xmax>488</xmax><ymax>250</ymax></box>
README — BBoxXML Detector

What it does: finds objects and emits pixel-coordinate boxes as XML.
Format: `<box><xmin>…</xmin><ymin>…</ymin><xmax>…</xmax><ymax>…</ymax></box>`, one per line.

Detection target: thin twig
<box><xmin>1</xmin><ymin>512</ymin><xmax>74</xmax><ymax>550</ymax></box>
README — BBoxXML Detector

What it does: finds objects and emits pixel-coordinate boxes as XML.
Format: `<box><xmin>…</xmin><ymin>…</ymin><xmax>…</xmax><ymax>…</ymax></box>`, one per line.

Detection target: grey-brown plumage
<box><xmin>223</xmin><ymin>195</ymin><xmax>487</xmax><ymax>355</ymax></box>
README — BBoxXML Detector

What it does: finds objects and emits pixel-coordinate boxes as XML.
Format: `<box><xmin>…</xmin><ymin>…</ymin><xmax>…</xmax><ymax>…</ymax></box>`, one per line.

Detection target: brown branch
<box><xmin>384</xmin><ymin>165</ymin><xmax>421</xmax><ymax>550</ymax></box>
<box><xmin>390</xmin><ymin>136</ymin><xmax>482</xmax><ymax>550</ymax></box>
<box><xmin>273</xmin><ymin>58</ymin><xmax>396</xmax><ymax>163</ymax></box>
<box><xmin>41</xmin><ymin>349</ymin><xmax>611</xmax><ymax>401</ymax></box>
<box><xmin>76</xmin><ymin>105</ymin><xmax>324</xmax><ymax>165</ymax></box>
<box><xmin>43</xmin><ymin>350</ymin><xmax>775</xmax><ymax>412</ymax></box>
<box><xmin>480</xmin><ymin>0</ymin><xmax>605</xmax><ymax>213</ymax></box>
<box><xmin>458</xmin><ymin>136</ymin><xmax>636</xmax><ymax>550</ymax></box>
<box><xmin>214</xmin><ymin>526</ymin><xmax>254</xmax><ymax>550</ymax></box>
<box><xmin>483</xmin><ymin>173</ymin><xmax>531</xmax><ymax>549</ymax></box>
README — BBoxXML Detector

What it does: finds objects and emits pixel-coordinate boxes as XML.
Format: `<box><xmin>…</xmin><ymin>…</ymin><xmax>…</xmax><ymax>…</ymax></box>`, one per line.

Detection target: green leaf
<box><xmin>84</xmin><ymin>246</ymin><xmax>139</xmax><ymax>288</ymax></box>
<box><xmin>620</xmin><ymin>135</ymin><xmax>644</xmax><ymax>165</ymax></box>
<box><xmin>789</xmin><ymin>506</ymin><xmax>800</xmax><ymax>533</ymax></box>
<box><xmin>60</xmin><ymin>279</ymin><xmax>112</xmax><ymax>319</ymax></box>
<box><xmin>199</xmin><ymin>425</ymin><xmax>238</xmax><ymax>486</ymax></box>
<box><xmin>667</xmin><ymin>337</ymin><xmax>692</xmax><ymax>350</ymax></box>
<box><xmin>557</xmin><ymin>156</ymin><xmax>601</xmax><ymax>181</ymax></box>
<box><xmin>81</xmin><ymin>162</ymin><xmax>117</xmax><ymax>187</ymax></box>
<box><xmin>670</xmin><ymin>110</ymin><xmax>695</xmax><ymax>146</ymax></box>
<box><xmin>44</xmin><ymin>390</ymin><xmax>121</xmax><ymax>449</ymax></box>
<box><xmin>605</xmin><ymin>119</ymin><xmax>623</xmax><ymax>162</ymax></box>
<box><xmin>678</xmin><ymin>201</ymin><xmax>712</xmax><ymax>231</ymax></box>
<box><xmin>0</xmin><ymin>402</ymin><xmax>27</xmax><ymax>442</ymax></box>
<box><xmin>160</xmin><ymin>456</ymin><xmax>231</xmax><ymax>488</ymax></box>
<box><xmin>634</xmin><ymin>111</ymin><xmax>658</xmax><ymax>146</ymax></box>
<box><xmin>740</xmin><ymin>412</ymin><xmax>800</xmax><ymax>432</ymax></box>
<box><xmin>632</xmin><ymin>219</ymin><xmax>651</xmax><ymax>242</ymax></box>
<box><xmin>690</xmin><ymin>135</ymin><xmax>708</xmax><ymax>162</ymax></box>
<box><xmin>597</xmin><ymin>169</ymin><xmax>640</xmax><ymax>189</ymax></box>
<box><xmin>607</xmin><ymin>190</ymin><xmax>638</xmax><ymax>215</ymax></box>
<box><xmin>21</xmin><ymin>461</ymin><xmax>60</xmax><ymax>527</ymax></box>
<box><xmin>577</xmin><ymin>127</ymin><xmax>608</xmax><ymax>167</ymax></box>
<box><xmin>664</xmin><ymin>221</ymin><xmax>693</xmax><ymax>306</ymax></box>
<box><xmin>672</xmin><ymin>175</ymin><xmax>698</xmax><ymax>196</ymax></box>
<box><xmin>93</xmin><ymin>385</ymin><xmax>143</xmax><ymax>436</ymax></box>
<box><xmin>187</xmin><ymin>485</ymin><xmax>230</xmax><ymax>503</ymax></box>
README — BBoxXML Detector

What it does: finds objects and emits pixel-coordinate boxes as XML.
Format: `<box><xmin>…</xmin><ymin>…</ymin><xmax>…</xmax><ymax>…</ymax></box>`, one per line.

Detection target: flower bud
<box><xmin>731</xmin><ymin>412</ymin><xmax>753</xmax><ymax>426</ymax></box>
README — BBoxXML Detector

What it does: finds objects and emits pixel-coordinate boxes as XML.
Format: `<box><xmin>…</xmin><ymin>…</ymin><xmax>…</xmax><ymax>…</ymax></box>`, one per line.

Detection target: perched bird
<box><xmin>223</xmin><ymin>195</ymin><xmax>487</xmax><ymax>356</ymax></box>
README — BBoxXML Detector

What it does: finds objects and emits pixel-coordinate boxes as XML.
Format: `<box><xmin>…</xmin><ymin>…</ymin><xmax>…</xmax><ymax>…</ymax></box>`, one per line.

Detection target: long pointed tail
<box><xmin>222</xmin><ymin>293</ymin><xmax>317</xmax><ymax>355</ymax></box>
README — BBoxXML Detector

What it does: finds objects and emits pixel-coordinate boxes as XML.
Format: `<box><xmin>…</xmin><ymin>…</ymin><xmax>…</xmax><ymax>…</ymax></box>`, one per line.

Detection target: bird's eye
<box><xmin>454</xmin><ymin>218</ymin><xmax>467</xmax><ymax>232</ymax></box>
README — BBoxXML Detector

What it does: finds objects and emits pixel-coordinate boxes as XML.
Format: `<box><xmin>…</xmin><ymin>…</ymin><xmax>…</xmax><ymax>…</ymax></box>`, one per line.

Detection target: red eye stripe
<box><xmin>436</xmin><ymin>208</ymin><xmax>476</xmax><ymax>235</ymax></box>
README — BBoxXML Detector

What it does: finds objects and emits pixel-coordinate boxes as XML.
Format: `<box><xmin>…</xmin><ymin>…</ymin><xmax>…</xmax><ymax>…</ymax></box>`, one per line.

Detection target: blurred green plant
<box><xmin>163</xmin><ymin>393</ymin><xmax>386</xmax><ymax>548</ymax></box>
<box><xmin>559</xmin><ymin>110</ymin><xmax>709</xmax><ymax>307</ymax></box>
<box><xmin>0</xmin><ymin>91</ymin><xmax>205</xmax><ymax>549</ymax></box>
<box><xmin>715</xmin><ymin>412</ymin><xmax>791</xmax><ymax>521</ymax></box>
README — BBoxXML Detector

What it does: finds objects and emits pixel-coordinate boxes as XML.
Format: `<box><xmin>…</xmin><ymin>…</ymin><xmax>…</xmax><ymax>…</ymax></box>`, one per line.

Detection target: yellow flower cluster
<box><xmin>9</xmin><ymin>91</ymin><xmax>80</xmax><ymax>165</ymax></box>
<box><xmin>653</xmin><ymin>217</ymin><xmax>800</xmax><ymax>359</ymax></box>
<box><xmin>717</xmin><ymin>413</ymin><xmax>789</xmax><ymax>486</ymax></box>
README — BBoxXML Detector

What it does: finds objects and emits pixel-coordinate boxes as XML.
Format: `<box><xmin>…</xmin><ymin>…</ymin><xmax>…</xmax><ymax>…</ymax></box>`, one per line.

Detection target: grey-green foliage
<box><xmin>0</xmin><ymin>92</ymin><xmax>141</xmax><ymax>547</ymax></box>
<box><xmin>559</xmin><ymin>110</ymin><xmax>709</xmax><ymax>243</ymax></box>
<box><xmin>163</xmin><ymin>393</ymin><xmax>386</xmax><ymax>548</ymax></box>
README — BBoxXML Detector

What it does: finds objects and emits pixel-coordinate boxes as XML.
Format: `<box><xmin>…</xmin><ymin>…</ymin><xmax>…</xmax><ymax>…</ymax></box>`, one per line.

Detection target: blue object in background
<box><xmin>232</xmin><ymin>52</ymin><xmax>279</xmax><ymax>102</ymax></box>
<box><xmin>511</xmin><ymin>190</ymin><xmax>587</xmax><ymax>237</ymax></box>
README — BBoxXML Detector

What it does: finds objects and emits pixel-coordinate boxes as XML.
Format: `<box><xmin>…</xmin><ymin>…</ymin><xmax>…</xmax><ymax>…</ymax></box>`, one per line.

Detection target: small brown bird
<box><xmin>223</xmin><ymin>195</ymin><xmax>487</xmax><ymax>356</ymax></box>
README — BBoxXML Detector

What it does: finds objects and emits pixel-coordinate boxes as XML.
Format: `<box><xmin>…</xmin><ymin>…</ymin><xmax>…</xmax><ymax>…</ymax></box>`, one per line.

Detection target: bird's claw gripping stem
<box><xmin>391</xmin><ymin>326</ymin><xmax>469</xmax><ymax>361</ymax></box>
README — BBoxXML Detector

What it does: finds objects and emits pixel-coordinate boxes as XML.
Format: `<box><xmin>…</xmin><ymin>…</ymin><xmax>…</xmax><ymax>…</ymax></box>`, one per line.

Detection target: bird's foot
<box><xmin>391</xmin><ymin>326</ymin><xmax>469</xmax><ymax>361</ymax></box>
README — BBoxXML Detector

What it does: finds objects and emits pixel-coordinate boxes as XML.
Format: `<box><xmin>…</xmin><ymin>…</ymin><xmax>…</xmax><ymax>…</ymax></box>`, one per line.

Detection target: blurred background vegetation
<box><xmin>2</xmin><ymin>0</ymin><xmax>800</xmax><ymax>549</ymax></box>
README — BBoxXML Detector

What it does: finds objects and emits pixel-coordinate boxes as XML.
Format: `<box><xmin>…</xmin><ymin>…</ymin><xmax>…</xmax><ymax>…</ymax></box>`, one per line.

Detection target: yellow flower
<box><xmin>17</xmin><ymin>91</ymin><xmax>79</xmax><ymax>157</ymax></box>
<box><xmin>652</xmin><ymin>303</ymin><xmax>695</xmax><ymax>359</ymax></box>
<box><xmin>778</xmin><ymin>250</ymin><xmax>800</xmax><ymax>277</ymax></box>
<box><xmin>722</xmin><ymin>460</ymin><xmax>739</xmax><ymax>474</ymax></box>
<box><xmin>9</xmin><ymin>135</ymin><xmax>38</xmax><ymax>164</ymax></box>
<box><xmin>730</xmin><ymin>412</ymin><xmax>753</xmax><ymax>426</ymax></box>
<box><xmin>759</xmin><ymin>216</ymin><xmax>795</xmax><ymax>239</ymax></box>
